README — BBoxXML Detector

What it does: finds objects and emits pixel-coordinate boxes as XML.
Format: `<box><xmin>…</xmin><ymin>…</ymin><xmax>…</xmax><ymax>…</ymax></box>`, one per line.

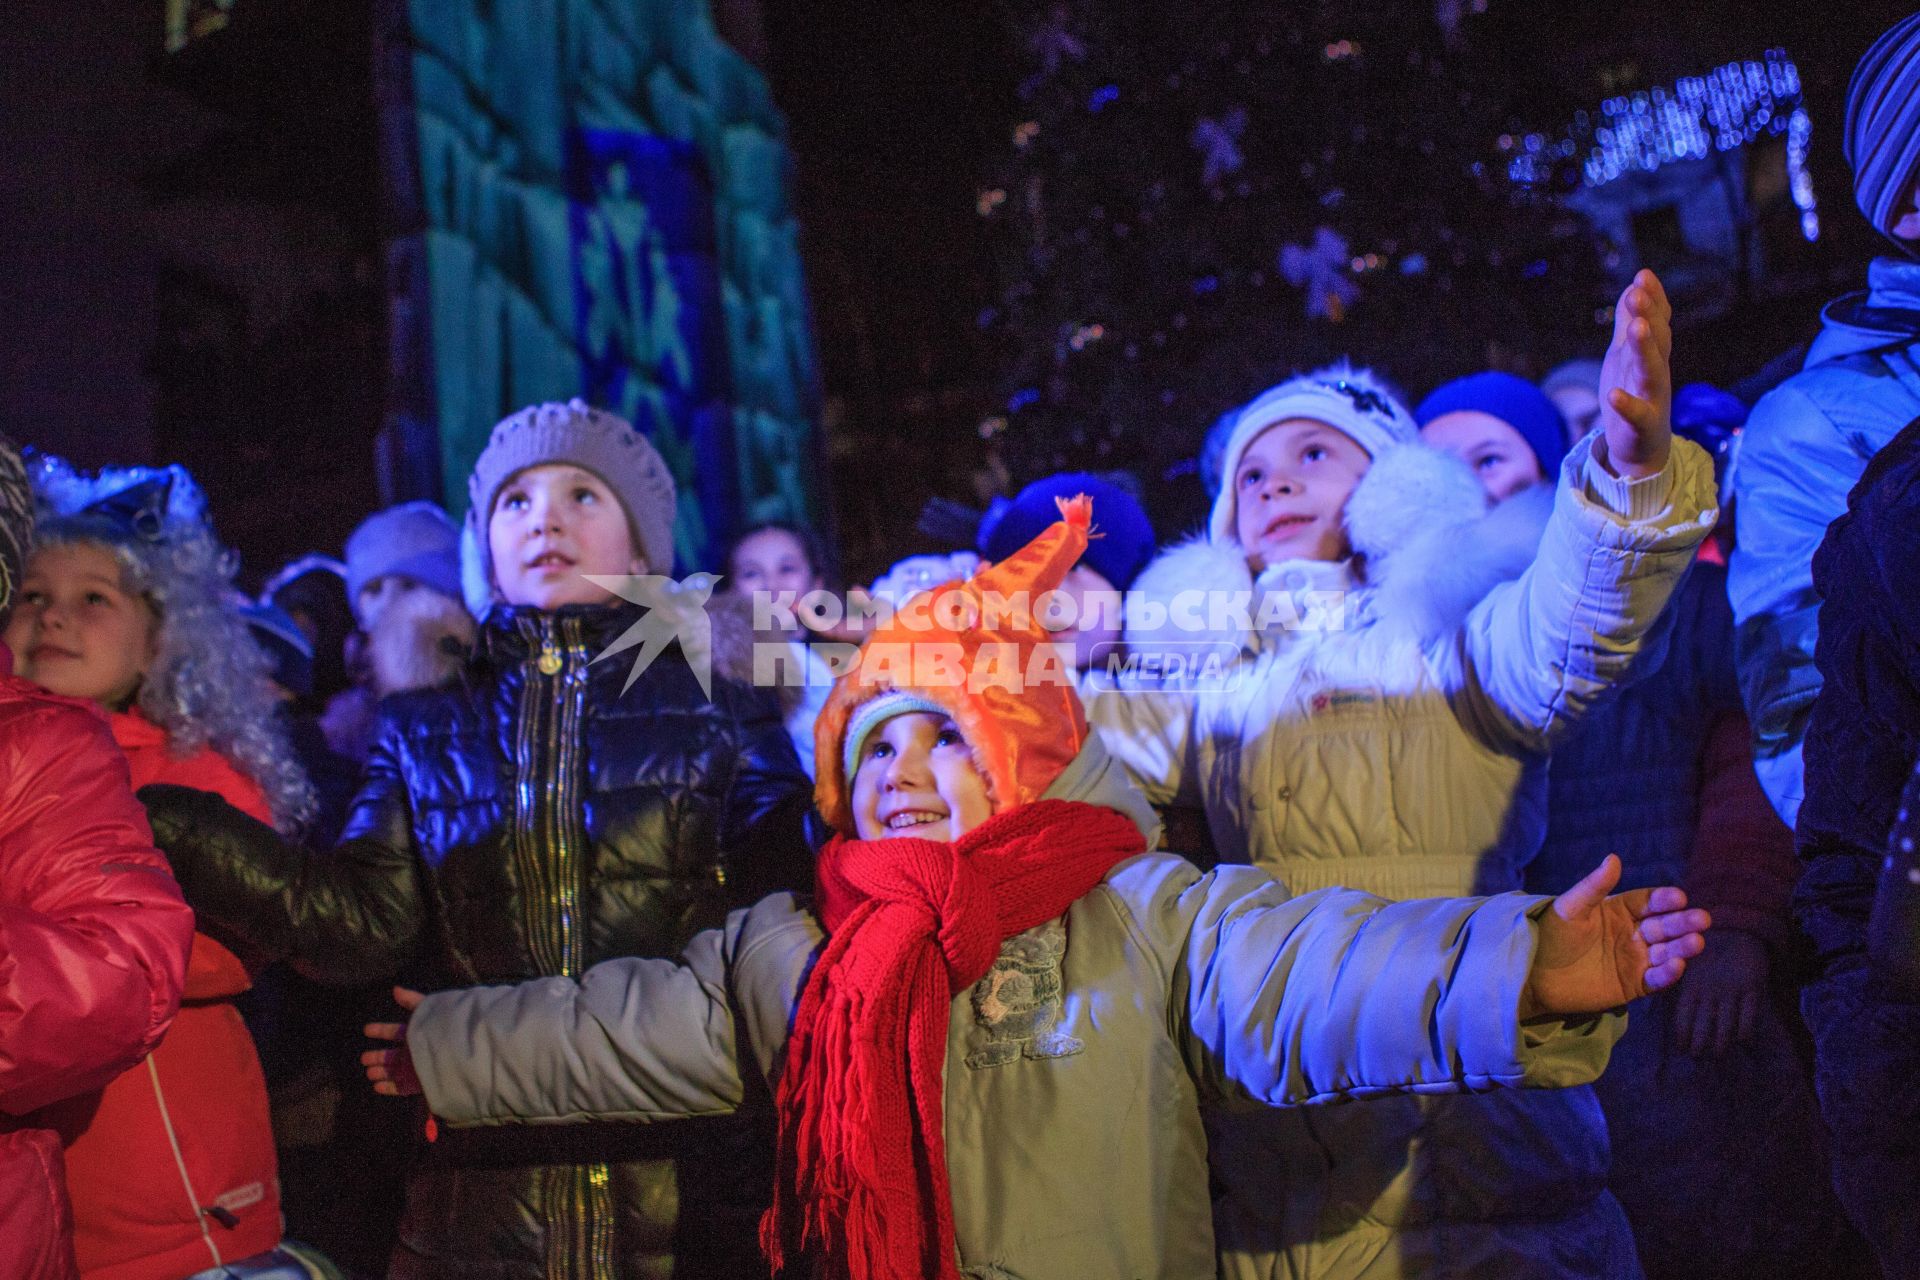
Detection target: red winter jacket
<box><xmin>0</xmin><ymin>657</ymin><xmax>195</xmax><ymax>1280</ymax></box>
<box><xmin>47</xmin><ymin>709</ymin><xmax>284</xmax><ymax>1280</ymax></box>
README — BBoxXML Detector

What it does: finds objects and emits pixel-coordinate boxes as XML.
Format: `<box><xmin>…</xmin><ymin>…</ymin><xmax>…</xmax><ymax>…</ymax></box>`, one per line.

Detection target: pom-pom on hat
<box><xmin>466</xmin><ymin>398</ymin><xmax>678</xmax><ymax>595</ymax></box>
<box><xmin>1415</xmin><ymin>370</ymin><xmax>1570</xmax><ymax>479</ymax></box>
<box><xmin>1208</xmin><ymin>364</ymin><xmax>1417</xmax><ymax>547</ymax></box>
<box><xmin>978</xmin><ymin>471</ymin><xmax>1156</xmax><ymax>591</ymax></box>
<box><xmin>814</xmin><ymin>495</ymin><xmax>1095</xmax><ymax>834</ymax></box>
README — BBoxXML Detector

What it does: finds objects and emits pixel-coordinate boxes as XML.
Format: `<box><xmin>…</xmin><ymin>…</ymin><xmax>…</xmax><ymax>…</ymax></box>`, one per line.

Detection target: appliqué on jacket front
<box><xmin>965</xmin><ymin>919</ymin><xmax>1083</xmax><ymax>1068</ymax></box>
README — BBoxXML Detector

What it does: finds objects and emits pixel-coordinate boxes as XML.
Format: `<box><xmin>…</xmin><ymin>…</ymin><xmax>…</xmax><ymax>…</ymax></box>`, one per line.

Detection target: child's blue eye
<box><xmin>1475</xmin><ymin>453</ymin><xmax>1505</xmax><ymax>472</ymax></box>
<box><xmin>1302</xmin><ymin>446</ymin><xmax>1326</xmax><ymax>463</ymax></box>
<box><xmin>573</xmin><ymin>488</ymin><xmax>597</xmax><ymax>503</ymax></box>
<box><xmin>84</xmin><ymin>592</ymin><xmax>110</xmax><ymax>607</ymax></box>
<box><xmin>867</xmin><ymin>741</ymin><xmax>894</xmax><ymax>762</ymax></box>
<box><xmin>1238</xmin><ymin>467</ymin><xmax>1262</xmax><ymax>489</ymax></box>
<box><xmin>502</xmin><ymin>493</ymin><xmax>528</xmax><ymax>511</ymax></box>
<box><xmin>935</xmin><ymin>728</ymin><xmax>965</xmax><ymax>748</ymax></box>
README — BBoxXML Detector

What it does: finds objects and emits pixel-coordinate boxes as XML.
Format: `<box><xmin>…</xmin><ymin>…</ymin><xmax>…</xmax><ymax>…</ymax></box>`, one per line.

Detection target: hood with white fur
<box><xmin>1128</xmin><ymin>443</ymin><xmax>1552</xmax><ymax>652</ymax></box>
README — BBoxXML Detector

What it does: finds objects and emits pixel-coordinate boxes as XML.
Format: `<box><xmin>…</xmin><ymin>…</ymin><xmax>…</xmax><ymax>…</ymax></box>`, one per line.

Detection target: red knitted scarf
<box><xmin>760</xmin><ymin>799</ymin><xmax>1145</xmax><ymax>1280</ymax></box>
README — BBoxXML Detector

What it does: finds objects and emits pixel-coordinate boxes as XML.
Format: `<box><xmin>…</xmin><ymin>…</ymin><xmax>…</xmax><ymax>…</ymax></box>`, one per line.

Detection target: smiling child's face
<box><xmin>1230</xmin><ymin>418</ymin><xmax>1371</xmax><ymax>570</ymax></box>
<box><xmin>850</xmin><ymin>710</ymin><xmax>994</xmax><ymax>843</ymax></box>
<box><xmin>4</xmin><ymin>541</ymin><xmax>156</xmax><ymax>708</ymax></box>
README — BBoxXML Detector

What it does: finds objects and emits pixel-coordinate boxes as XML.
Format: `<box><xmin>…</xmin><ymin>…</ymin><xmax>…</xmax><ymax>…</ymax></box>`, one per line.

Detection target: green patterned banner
<box><xmin>385</xmin><ymin>0</ymin><xmax>820</xmax><ymax>572</ymax></box>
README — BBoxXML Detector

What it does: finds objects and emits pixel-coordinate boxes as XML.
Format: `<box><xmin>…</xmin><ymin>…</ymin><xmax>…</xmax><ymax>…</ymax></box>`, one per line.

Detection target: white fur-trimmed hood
<box><xmin>1126</xmin><ymin>443</ymin><xmax>1552</xmax><ymax>652</ymax></box>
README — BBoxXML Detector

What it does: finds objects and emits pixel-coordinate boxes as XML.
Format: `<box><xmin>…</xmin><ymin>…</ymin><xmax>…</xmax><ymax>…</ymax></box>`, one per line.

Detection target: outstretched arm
<box><xmin>140</xmin><ymin>722</ymin><xmax>426</xmax><ymax>986</ymax></box>
<box><xmin>1108</xmin><ymin>851</ymin><xmax>1705</xmax><ymax>1110</ymax></box>
<box><xmin>368</xmin><ymin>897</ymin><xmax>822</xmax><ymax>1128</ymax></box>
<box><xmin>1444</xmin><ymin>271</ymin><xmax>1717</xmax><ymax>753</ymax></box>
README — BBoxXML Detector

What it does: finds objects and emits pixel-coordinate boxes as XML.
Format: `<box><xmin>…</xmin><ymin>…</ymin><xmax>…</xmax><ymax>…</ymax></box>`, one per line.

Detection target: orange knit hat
<box><xmin>814</xmin><ymin>495</ymin><xmax>1095</xmax><ymax>833</ymax></box>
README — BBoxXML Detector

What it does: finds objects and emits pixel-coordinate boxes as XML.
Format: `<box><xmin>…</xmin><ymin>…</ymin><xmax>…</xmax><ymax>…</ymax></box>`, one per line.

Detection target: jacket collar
<box><xmin>479</xmin><ymin>600</ymin><xmax>645</xmax><ymax>665</ymax></box>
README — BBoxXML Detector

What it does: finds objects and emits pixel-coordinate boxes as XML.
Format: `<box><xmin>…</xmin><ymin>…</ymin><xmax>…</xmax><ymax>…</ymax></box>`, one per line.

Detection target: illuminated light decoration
<box><xmin>1322</xmin><ymin>39</ymin><xmax>1360</xmax><ymax>62</ymax></box>
<box><xmin>1066</xmin><ymin>323</ymin><xmax>1107</xmax><ymax>351</ymax></box>
<box><xmin>1507</xmin><ymin>49</ymin><xmax>1818</xmax><ymax>242</ymax></box>
<box><xmin>1013</xmin><ymin>120</ymin><xmax>1041</xmax><ymax>149</ymax></box>
<box><xmin>1088</xmin><ymin>84</ymin><xmax>1120</xmax><ymax>113</ymax></box>
<box><xmin>1008</xmin><ymin>388</ymin><xmax>1040</xmax><ymax>412</ymax></box>
<box><xmin>1787</xmin><ymin>106</ymin><xmax>1819</xmax><ymax>242</ymax></box>
<box><xmin>977</xmin><ymin>188</ymin><xmax>1008</xmax><ymax>217</ymax></box>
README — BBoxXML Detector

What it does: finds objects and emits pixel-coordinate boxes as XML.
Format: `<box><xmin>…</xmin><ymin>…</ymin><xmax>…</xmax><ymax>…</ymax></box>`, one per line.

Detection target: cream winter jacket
<box><xmin>1089</xmin><ymin>433</ymin><xmax>1717</xmax><ymax>898</ymax></box>
<box><xmin>1087</xmin><ymin>433</ymin><xmax>1716</xmax><ymax>1280</ymax></box>
<box><xmin>402</xmin><ymin>739</ymin><xmax>1626</xmax><ymax>1280</ymax></box>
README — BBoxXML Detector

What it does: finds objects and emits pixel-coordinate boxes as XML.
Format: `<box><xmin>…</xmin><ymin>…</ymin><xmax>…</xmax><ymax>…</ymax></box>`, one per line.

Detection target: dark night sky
<box><xmin>2</xmin><ymin>2</ymin><xmax>1915</xmax><ymax>583</ymax></box>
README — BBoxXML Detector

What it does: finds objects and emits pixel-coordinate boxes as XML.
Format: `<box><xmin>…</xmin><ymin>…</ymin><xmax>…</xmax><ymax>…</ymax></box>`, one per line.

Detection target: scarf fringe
<box><xmin>761</xmin><ymin>802</ymin><xmax>1145</xmax><ymax>1279</ymax></box>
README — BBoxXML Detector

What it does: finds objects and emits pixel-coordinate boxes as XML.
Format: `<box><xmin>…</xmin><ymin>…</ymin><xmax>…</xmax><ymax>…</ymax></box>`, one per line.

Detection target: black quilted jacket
<box><xmin>143</xmin><ymin>601</ymin><xmax>816</xmax><ymax>1280</ymax></box>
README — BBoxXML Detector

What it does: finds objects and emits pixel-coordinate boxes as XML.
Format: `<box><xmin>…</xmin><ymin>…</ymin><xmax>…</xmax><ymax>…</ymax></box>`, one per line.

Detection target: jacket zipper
<box><xmin>146</xmin><ymin>1055</ymin><xmax>223</xmax><ymax>1269</ymax></box>
<box><xmin>516</xmin><ymin>616</ymin><xmax>614</xmax><ymax>1280</ymax></box>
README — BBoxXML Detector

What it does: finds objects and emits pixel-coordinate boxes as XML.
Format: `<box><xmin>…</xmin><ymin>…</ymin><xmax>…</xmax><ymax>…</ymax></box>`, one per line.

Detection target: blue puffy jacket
<box><xmin>1729</xmin><ymin>256</ymin><xmax>1920</xmax><ymax>827</ymax></box>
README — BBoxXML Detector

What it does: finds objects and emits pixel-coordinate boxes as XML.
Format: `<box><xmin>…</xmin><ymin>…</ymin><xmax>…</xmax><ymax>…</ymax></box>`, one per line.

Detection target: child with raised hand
<box><xmin>137</xmin><ymin>398</ymin><xmax>815</xmax><ymax>1280</ymax></box>
<box><xmin>360</xmin><ymin>497</ymin><xmax>1709</xmax><ymax>1280</ymax></box>
<box><xmin>3</xmin><ymin>458</ymin><xmax>320</xmax><ymax>1280</ymax></box>
<box><xmin>1428</xmin><ymin>378</ymin><xmax>1840</xmax><ymax>1280</ymax></box>
<box><xmin>1089</xmin><ymin>270</ymin><xmax>1714</xmax><ymax>1279</ymax></box>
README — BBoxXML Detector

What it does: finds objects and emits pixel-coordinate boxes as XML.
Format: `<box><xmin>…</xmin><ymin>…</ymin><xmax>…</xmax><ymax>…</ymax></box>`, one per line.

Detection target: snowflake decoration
<box><xmin>1191</xmin><ymin>107</ymin><xmax>1248</xmax><ymax>188</ymax></box>
<box><xmin>1279</xmin><ymin>227</ymin><xmax>1361</xmax><ymax>322</ymax></box>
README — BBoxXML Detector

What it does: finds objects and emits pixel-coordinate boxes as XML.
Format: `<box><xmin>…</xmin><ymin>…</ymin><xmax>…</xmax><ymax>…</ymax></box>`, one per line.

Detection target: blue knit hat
<box><xmin>1415</xmin><ymin>371</ymin><xmax>1569</xmax><ymax>479</ymax></box>
<box><xmin>344</xmin><ymin>501</ymin><xmax>464</xmax><ymax>625</ymax></box>
<box><xmin>842</xmin><ymin>691</ymin><xmax>952</xmax><ymax>781</ymax></box>
<box><xmin>1848</xmin><ymin>11</ymin><xmax>1920</xmax><ymax>244</ymax></box>
<box><xmin>978</xmin><ymin>472</ymin><xmax>1156</xmax><ymax>591</ymax></box>
<box><xmin>241</xmin><ymin>601</ymin><xmax>315</xmax><ymax>698</ymax></box>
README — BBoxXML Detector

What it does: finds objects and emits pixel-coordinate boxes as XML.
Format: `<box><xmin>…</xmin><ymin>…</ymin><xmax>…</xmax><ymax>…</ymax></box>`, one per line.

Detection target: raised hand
<box><xmin>1597</xmin><ymin>269</ymin><xmax>1674</xmax><ymax>479</ymax></box>
<box><xmin>1522</xmin><ymin>855</ymin><xmax>1711</xmax><ymax>1019</ymax></box>
<box><xmin>362</xmin><ymin>986</ymin><xmax>426</xmax><ymax>1097</ymax></box>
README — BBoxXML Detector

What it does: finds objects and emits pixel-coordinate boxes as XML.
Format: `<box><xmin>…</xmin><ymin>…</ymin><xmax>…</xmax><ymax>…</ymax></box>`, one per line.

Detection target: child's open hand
<box><xmin>1522</xmin><ymin>855</ymin><xmax>1710</xmax><ymax>1019</ymax></box>
<box><xmin>1597</xmin><ymin>269</ymin><xmax>1673</xmax><ymax>479</ymax></box>
<box><xmin>362</xmin><ymin>986</ymin><xmax>426</xmax><ymax>1097</ymax></box>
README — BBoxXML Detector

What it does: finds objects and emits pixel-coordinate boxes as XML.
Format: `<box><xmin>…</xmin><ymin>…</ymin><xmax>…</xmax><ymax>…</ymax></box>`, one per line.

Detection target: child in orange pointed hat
<box><xmin>813</xmin><ymin>492</ymin><xmax>1095</xmax><ymax>834</ymax></box>
<box><xmin>364</xmin><ymin>496</ymin><xmax>1716</xmax><ymax>1280</ymax></box>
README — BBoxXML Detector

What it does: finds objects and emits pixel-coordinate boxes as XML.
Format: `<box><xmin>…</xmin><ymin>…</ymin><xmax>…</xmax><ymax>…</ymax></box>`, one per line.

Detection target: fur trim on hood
<box><xmin>366</xmin><ymin>589</ymin><xmax>477</xmax><ymax>697</ymax></box>
<box><xmin>1126</xmin><ymin>443</ymin><xmax>1553</xmax><ymax>652</ymax></box>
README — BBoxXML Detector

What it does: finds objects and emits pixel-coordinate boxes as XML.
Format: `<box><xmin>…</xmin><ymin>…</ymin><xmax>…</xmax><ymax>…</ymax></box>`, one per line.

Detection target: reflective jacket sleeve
<box><xmin>408</xmin><ymin>893</ymin><xmax>820</xmax><ymax>1127</ymax></box>
<box><xmin>1439</xmin><ymin>435</ymin><xmax>1716</xmax><ymax>755</ymax></box>
<box><xmin>0</xmin><ymin>702</ymin><xmax>195</xmax><ymax>1115</ymax></box>
<box><xmin>1099</xmin><ymin>855</ymin><xmax>1623</xmax><ymax>1110</ymax></box>
<box><xmin>139</xmin><ymin>719</ymin><xmax>425</xmax><ymax>986</ymax></box>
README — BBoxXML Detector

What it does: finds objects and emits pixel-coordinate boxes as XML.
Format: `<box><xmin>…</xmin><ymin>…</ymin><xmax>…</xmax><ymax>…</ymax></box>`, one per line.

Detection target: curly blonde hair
<box><xmin>28</xmin><ymin>456</ymin><xmax>317</xmax><ymax>833</ymax></box>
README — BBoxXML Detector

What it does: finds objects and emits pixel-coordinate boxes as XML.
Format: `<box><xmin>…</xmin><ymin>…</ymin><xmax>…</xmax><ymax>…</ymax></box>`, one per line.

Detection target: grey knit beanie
<box><xmin>466</xmin><ymin>398</ymin><xmax>678</xmax><ymax>591</ymax></box>
<box><xmin>0</xmin><ymin>433</ymin><xmax>27</xmax><ymax>622</ymax></box>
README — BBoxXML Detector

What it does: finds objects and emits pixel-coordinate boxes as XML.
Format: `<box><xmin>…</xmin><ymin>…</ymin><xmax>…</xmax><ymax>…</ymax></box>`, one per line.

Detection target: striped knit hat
<box><xmin>0</xmin><ymin>434</ymin><xmax>27</xmax><ymax>621</ymax></box>
<box><xmin>1847</xmin><ymin>11</ymin><xmax>1920</xmax><ymax>244</ymax></box>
